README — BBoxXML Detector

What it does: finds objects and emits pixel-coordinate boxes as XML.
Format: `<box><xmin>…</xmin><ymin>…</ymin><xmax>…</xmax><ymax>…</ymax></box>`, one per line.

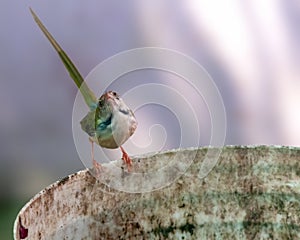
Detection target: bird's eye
<box><xmin>112</xmin><ymin>91</ymin><xmax>120</xmax><ymax>100</ymax></box>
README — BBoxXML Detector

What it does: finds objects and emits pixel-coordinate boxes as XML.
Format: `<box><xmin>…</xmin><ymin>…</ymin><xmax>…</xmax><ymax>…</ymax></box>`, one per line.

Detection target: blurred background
<box><xmin>1</xmin><ymin>0</ymin><xmax>300</xmax><ymax>238</ymax></box>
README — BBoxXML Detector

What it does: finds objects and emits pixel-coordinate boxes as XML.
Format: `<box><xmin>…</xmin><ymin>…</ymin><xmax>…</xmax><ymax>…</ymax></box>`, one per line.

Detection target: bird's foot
<box><xmin>120</xmin><ymin>147</ymin><xmax>132</xmax><ymax>172</ymax></box>
<box><xmin>92</xmin><ymin>159</ymin><xmax>103</xmax><ymax>178</ymax></box>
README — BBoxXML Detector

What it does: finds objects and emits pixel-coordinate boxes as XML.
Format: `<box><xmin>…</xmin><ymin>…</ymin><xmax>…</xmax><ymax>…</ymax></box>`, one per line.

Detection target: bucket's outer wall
<box><xmin>14</xmin><ymin>146</ymin><xmax>300</xmax><ymax>239</ymax></box>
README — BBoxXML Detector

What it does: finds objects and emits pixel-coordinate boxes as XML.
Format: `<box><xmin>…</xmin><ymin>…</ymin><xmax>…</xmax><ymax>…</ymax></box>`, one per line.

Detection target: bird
<box><xmin>80</xmin><ymin>91</ymin><xmax>137</xmax><ymax>173</ymax></box>
<box><xmin>30</xmin><ymin>8</ymin><xmax>137</xmax><ymax>174</ymax></box>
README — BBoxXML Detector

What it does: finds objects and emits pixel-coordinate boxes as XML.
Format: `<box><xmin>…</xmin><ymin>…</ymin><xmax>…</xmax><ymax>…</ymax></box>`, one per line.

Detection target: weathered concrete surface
<box><xmin>14</xmin><ymin>146</ymin><xmax>300</xmax><ymax>239</ymax></box>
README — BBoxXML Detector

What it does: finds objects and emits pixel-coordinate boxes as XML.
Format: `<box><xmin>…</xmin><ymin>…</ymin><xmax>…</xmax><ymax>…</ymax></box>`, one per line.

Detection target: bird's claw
<box><xmin>121</xmin><ymin>148</ymin><xmax>132</xmax><ymax>172</ymax></box>
<box><xmin>92</xmin><ymin>159</ymin><xmax>102</xmax><ymax>178</ymax></box>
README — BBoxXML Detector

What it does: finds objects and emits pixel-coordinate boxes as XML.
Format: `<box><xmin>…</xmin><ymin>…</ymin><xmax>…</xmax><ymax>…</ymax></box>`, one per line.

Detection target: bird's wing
<box><xmin>80</xmin><ymin>111</ymin><xmax>97</xmax><ymax>137</ymax></box>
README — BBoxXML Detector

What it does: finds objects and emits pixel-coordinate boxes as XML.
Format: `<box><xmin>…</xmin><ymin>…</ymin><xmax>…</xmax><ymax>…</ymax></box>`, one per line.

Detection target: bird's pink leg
<box><xmin>120</xmin><ymin>146</ymin><xmax>132</xmax><ymax>171</ymax></box>
<box><xmin>89</xmin><ymin>138</ymin><xmax>102</xmax><ymax>176</ymax></box>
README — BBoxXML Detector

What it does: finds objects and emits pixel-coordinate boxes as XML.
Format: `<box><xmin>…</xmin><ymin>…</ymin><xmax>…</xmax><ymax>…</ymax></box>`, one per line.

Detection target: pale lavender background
<box><xmin>1</xmin><ymin>0</ymin><xmax>300</xmax><ymax>201</ymax></box>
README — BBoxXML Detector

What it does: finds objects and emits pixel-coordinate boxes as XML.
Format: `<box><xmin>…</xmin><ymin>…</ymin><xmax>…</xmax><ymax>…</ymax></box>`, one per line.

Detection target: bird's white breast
<box><xmin>111</xmin><ymin>108</ymin><xmax>137</xmax><ymax>147</ymax></box>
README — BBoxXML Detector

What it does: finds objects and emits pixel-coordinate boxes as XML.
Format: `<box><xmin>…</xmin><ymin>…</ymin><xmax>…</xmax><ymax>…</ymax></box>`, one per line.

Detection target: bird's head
<box><xmin>99</xmin><ymin>91</ymin><xmax>129</xmax><ymax>112</ymax></box>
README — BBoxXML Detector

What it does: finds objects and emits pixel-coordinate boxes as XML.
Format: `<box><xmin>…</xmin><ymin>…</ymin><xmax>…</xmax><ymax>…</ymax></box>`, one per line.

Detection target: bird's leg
<box><xmin>89</xmin><ymin>138</ymin><xmax>102</xmax><ymax>176</ymax></box>
<box><xmin>120</xmin><ymin>146</ymin><xmax>132</xmax><ymax>171</ymax></box>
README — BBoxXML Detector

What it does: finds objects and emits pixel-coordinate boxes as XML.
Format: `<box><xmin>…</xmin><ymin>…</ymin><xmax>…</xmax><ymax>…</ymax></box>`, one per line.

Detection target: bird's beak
<box><xmin>104</xmin><ymin>92</ymin><xmax>112</xmax><ymax>100</ymax></box>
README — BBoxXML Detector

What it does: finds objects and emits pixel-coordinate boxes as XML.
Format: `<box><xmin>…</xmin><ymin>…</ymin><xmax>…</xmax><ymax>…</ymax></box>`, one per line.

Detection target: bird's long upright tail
<box><xmin>30</xmin><ymin>8</ymin><xmax>97</xmax><ymax>110</ymax></box>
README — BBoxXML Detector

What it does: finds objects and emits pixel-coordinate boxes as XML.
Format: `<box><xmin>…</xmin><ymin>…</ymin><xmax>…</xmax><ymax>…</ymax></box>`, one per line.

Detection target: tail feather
<box><xmin>30</xmin><ymin>8</ymin><xmax>97</xmax><ymax>110</ymax></box>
